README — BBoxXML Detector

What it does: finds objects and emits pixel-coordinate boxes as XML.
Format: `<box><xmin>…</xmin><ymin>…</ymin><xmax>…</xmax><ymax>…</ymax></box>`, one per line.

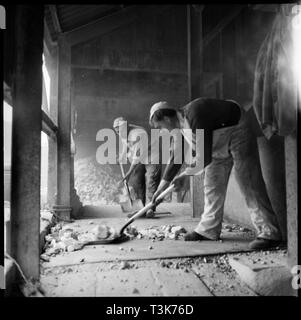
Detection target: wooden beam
<box><xmin>187</xmin><ymin>4</ymin><xmax>203</xmax><ymax>98</ymax></box>
<box><xmin>187</xmin><ymin>4</ymin><xmax>205</xmax><ymax>218</ymax></box>
<box><xmin>47</xmin><ymin>47</ymin><xmax>58</xmax><ymax>206</ymax></box>
<box><xmin>10</xmin><ymin>5</ymin><xmax>44</xmax><ymax>280</ymax></box>
<box><xmin>71</xmin><ymin>64</ymin><xmax>186</xmax><ymax>75</ymax></box>
<box><xmin>285</xmin><ymin>133</ymin><xmax>298</xmax><ymax>271</ymax></box>
<box><xmin>42</xmin><ymin>110</ymin><xmax>58</xmax><ymax>138</ymax></box>
<box><xmin>203</xmin><ymin>5</ymin><xmax>244</xmax><ymax>48</ymax></box>
<box><xmin>56</xmin><ymin>34</ymin><xmax>72</xmax><ymax>219</ymax></box>
<box><xmin>65</xmin><ymin>5</ymin><xmax>172</xmax><ymax>46</ymax></box>
<box><xmin>49</xmin><ymin>5</ymin><xmax>62</xmax><ymax>34</ymax></box>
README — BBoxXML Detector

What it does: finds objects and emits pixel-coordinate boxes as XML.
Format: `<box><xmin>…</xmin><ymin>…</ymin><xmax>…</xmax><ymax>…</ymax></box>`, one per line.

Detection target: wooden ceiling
<box><xmin>44</xmin><ymin>5</ymin><xmax>131</xmax><ymax>42</ymax></box>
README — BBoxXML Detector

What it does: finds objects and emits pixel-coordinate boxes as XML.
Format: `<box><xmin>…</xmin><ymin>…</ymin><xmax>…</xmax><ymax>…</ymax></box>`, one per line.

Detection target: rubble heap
<box><xmin>41</xmin><ymin>222</ymin><xmax>188</xmax><ymax>260</ymax></box>
<box><xmin>125</xmin><ymin>225</ymin><xmax>187</xmax><ymax>241</ymax></box>
<box><xmin>74</xmin><ymin>157</ymin><xmax>123</xmax><ymax>205</ymax></box>
<box><xmin>41</xmin><ymin>222</ymin><xmax>115</xmax><ymax>259</ymax></box>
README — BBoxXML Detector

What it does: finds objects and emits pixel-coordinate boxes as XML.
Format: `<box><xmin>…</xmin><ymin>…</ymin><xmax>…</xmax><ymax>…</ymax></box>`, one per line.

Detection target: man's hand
<box><xmin>171</xmin><ymin>174</ymin><xmax>187</xmax><ymax>192</ymax></box>
<box><xmin>118</xmin><ymin>177</ymin><xmax>127</xmax><ymax>188</ymax></box>
<box><xmin>152</xmin><ymin>180</ymin><xmax>169</xmax><ymax>204</ymax></box>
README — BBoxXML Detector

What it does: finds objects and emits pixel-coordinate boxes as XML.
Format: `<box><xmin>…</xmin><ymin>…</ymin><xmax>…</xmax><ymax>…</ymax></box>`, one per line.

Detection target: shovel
<box><xmin>83</xmin><ymin>183</ymin><xmax>175</xmax><ymax>245</ymax></box>
<box><xmin>119</xmin><ymin>162</ymin><xmax>144</xmax><ymax>212</ymax></box>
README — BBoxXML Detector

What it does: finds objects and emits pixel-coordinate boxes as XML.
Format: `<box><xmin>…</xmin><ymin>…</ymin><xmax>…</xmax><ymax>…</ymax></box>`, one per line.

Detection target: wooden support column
<box><xmin>285</xmin><ymin>133</ymin><xmax>298</xmax><ymax>269</ymax></box>
<box><xmin>11</xmin><ymin>5</ymin><xmax>44</xmax><ymax>280</ymax></box>
<box><xmin>55</xmin><ymin>35</ymin><xmax>72</xmax><ymax>219</ymax></box>
<box><xmin>47</xmin><ymin>46</ymin><xmax>58</xmax><ymax>206</ymax></box>
<box><xmin>187</xmin><ymin>5</ymin><xmax>205</xmax><ymax>217</ymax></box>
<box><xmin>70</xmin><ymin>81</ymin><xmax>83</xmax><ymax>218</ymax></box>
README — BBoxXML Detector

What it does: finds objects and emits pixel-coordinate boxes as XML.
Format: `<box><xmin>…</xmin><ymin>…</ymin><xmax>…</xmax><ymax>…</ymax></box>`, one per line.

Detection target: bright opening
<box><xmin>42</xmin><ymin>54</ymin><xmax>51</xmax><ymax>110</ymax></box>
<box><xmin>292</xmin><ymin>5</ymin><xmax>301</xmax><ymax>95</ymax></box>
<box><xmin>41</xmin><ymin>132</ymin><xmax>49</xmax><ymax>209</ymax></box>
<box><xmin>4</xmin><ymin>100</ymin><xmax>12</xmax><ymax>254</ymax></box>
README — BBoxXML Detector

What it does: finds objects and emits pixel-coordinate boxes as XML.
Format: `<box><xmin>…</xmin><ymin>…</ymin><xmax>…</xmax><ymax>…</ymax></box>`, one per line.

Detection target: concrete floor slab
<box><xmin>41</xmin><ymin>267</ymin><xmax>212</xmax><ymax>297</ymax></box>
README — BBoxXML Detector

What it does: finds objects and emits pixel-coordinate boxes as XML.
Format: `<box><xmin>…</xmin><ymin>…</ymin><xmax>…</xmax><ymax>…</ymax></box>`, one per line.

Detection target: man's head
<box><xmin>149</xmin><ymin>101</ymin><xmax>179</xmax><ymax>130</ymax></box>
<box><xmin>113</xmin><ymin>117</ymin><xmax>127</xmax><ymax>135</ymax></box>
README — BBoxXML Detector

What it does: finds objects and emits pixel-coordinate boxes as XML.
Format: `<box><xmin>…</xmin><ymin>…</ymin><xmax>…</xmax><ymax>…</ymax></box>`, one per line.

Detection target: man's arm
<box><xmin>162</xmin><ymin>135</ymin><xmax>185</xmax><ymax>182</ymax></box>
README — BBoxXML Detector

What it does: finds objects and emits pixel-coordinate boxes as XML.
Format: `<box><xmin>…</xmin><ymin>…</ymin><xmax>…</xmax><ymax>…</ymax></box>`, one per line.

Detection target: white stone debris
<box><xmin>131</xmin><ymin>224</ymin><xmax>187</xmax><ymax>241</ymax></box>
<box><xmin>43</xmin><ymin>221</ymin><xmax>190</xmax><ymax>258</ymax></box>
<box><xmin>91</xmin><ymin>224</ymin><xmax>111</xmax><ymax>239</ymax></box>
<box><xmin>223</xmin><ymin>223</ymin><xmax>252</xmax><ymax>233</ymax></box>
<box><xmin>120</xmin><ymin>261</ymin><xmax>131</xmax><ymax>270</ymax></box>
<box><xmin>43</xmin><ymin>222</ymin><xmax>110</xmax><ymax>257</ymax></box>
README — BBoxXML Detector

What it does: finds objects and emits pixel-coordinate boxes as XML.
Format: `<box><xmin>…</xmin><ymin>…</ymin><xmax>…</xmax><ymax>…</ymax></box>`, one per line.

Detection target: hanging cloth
<box><xmin>253</xmin><ymin>4</ymin><xmax>298</xmax><ymax>139</ymax></box>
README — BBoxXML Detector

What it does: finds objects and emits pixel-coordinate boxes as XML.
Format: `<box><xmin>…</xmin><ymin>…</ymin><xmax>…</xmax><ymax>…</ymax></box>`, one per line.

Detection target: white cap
<box><xmin>113</xmin><ymin>117</ymin><xmax>126</xmax><ymax>129</ymax></box>
<box><xmin>149</xmin><ymin>101</ymin><xmax>177</xmax><ymax>122</ymax></box>
<box><xmin>113</xmin><ymin>117</ymin><xmax>142</xmax><ymax>129</ymax></box>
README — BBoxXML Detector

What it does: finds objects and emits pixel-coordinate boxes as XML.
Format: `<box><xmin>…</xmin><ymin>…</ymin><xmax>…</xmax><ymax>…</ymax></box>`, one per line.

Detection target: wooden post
<box><xmin>70</xmin><ymin>82</ymin><xmax>83</xmax><ymax>218</ymax></box>
<box><xmin>47</xmin><ymin>46</ymin><xmax>58</xmax><ymax>206</ymax></box>
<box><xmin>55</xmin><ymin>35</ymin><xmax>72</xmax><ymax>219</ymax></box>
<box><xmin>285</xmin><ymin>133</ymin><xmax>298</xmax><ymax>270</ymax></box>
<box><xmin>10</xmin><ymin>5</ymin><xmax>44</xmax><ymax>280</ymax></box>
<box><xmin>187</xmin><ymin>5</ymin><xmax>205</xmax><ymax>217</ymax></box>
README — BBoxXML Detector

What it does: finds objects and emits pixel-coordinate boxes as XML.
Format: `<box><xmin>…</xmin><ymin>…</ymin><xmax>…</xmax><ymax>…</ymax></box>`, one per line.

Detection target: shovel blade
<box><xmin>120</xmin><ymin>200</ymin><xmax>132</xmax><ymax>212</ymax></box>
<box><xmin>120</xmin><ymin>199</ymin><xmax>144</xmax><ymax>212</ymax></box>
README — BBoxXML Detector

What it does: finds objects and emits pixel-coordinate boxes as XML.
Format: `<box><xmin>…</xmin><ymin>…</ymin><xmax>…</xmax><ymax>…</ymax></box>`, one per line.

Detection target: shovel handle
<box><xmin>119</xmin><ymin>184</ymin><xmax>175</xmax><ymax>234</ymax></box>
<box><xmin>119</xmin><ymin>162</ymin><xmax>133</xmax><ymax>204</ymax></box>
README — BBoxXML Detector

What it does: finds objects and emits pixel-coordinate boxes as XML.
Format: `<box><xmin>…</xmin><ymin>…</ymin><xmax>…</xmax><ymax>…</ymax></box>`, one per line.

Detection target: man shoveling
<box><xmin>149</xmin><ymin>99</ymin><xmax>282</xmax><ymax>250</ymax></box>
<box><xmin>113</xmin><ymin>117</ymin><xmax>161</xmax><ymax>218</ymax></box>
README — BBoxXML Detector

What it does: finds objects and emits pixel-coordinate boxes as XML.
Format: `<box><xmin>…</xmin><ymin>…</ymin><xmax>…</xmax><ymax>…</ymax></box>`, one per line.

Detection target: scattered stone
<box><xmin>171</xmin><ymin>226</ymin><xmax>187</xmax><ymax>237</ymax></box>
<box><xmin>67</xmin><ymin>245</ymin><xmax>75</xmax><ymax>252</ymax></box>
<box><xmin>129</xmin><ymin>248</ymin><xmax>134</xmax><ymax>252</ymax></box>
<box><xmin>91</xmin><ymin>225</ymin><xmax>111</xmax><ymax>239</ymax></box>
<box><xmin>132</xmin><ymin>288</ymin><xmax>139</xmax><ymax>294</ymax></box>
<box><xmin>40</xmin><ymin>254</ymin><xmax>50</xmax><ymax>262</ymax></box>
<box><xmin>88</xmin><ymin>221</ymin><xmax>94</xmax><ymax>225</ymax></box>
<box><xmin>160</xmin><ymin>261</ymin><xmax>166</xmax><ymax>268</ymax></box>
<box><xmin>120</xmin><ymin>261</ymin><xmax>131</xmax><ymax>270</ymax></box>
<box><xmin>168</xmin><ymin>233</ymin><xmax>176</xmax><ymax>240</ymax></box>
<box><xmin>79</xmin><ymin>258</ymin><xmax>85</xmax><ymax>263</ymax></box>
<box><xmin>125</xmin><ymin>226</ymin><xmax>138</xmax><ymax>237</ymax></box>
<box><xmin>119</xmin><ymin>247</ymin><xmax>124</xmax><ymax>251</ymax></box>
<box><xmin>148</xmin><ymin>246</ymin><xmax>153</xmax><ymax>250</ymax></box>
